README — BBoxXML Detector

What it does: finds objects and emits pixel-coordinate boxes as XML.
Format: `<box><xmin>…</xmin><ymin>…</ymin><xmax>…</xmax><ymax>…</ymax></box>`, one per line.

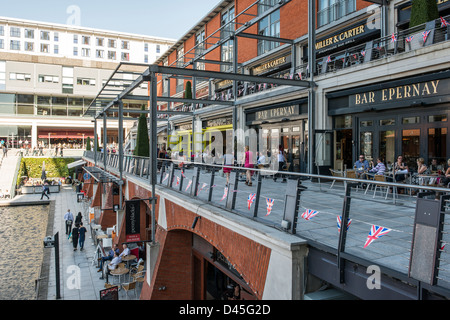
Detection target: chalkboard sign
<box><xmin>100</xmin><ymin>286</ymin><xmax>119</xmax><ymax>300</ymax></box>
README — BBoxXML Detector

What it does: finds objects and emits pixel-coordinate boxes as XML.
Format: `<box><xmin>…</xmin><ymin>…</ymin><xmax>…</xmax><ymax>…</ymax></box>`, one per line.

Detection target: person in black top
<box><xmin>78</xmin><ymin>222</ymin><xmax>87</xmax><ymax>251</ymax></box>
<box><xmin>72</xmin><ymin>223</ymin><xmax>79</xmax><ymax>251</ymax></box>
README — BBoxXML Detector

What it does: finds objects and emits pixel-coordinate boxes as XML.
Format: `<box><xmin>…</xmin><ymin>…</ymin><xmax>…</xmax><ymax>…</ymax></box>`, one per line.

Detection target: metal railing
<box><xmin>84</xmin><ymin>150</ymin><xmax>450</xmax><ymax>293</ymax></box>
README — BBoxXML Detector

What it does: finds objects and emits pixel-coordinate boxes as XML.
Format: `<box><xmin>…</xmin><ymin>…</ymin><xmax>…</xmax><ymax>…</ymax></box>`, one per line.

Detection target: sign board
<box><xmin>125</xmin><ymin>200</ymin><xmax>141</xmax><ymax>243</ymax></box>
<box><xmin>99</xmin><ymin>286</ymin><xmax>119</xmax><ymax>300</ymax></box>
<box><xmin>408</xmin><ymin>198</ymin><xmax>443</xmax><ymax>285</ymax></box>
<box><xmin>83</xmin><ymin>173</ymin><xmax>90</xmax><ymax>181</ymax></box>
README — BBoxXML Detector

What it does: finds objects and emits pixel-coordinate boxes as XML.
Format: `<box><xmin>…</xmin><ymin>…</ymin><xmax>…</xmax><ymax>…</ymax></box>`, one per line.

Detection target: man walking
<box><xmin>40</xmin><ymin>182</ymin><xmax>50</xmax><ymax>200</ymax></box>
<box><xmin>64</xmin><ymin>209</ymin><xmax>74</xmax><ymax>235</ymax></box>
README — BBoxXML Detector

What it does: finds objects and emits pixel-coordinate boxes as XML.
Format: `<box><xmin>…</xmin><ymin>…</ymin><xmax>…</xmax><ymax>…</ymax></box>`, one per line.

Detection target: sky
<box><xmin>0</xmin><ymin>0</ymin><xmax>220</xmax><ymax>40</ymax></box>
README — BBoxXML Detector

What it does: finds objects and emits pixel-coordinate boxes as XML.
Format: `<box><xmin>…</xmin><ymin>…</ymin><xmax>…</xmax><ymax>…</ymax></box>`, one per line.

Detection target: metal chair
<box><xmin>329</xmin><ymin>169</ymin><xmax>343</xmax><ymax>189</ymax></box>
<box><xmin>121</xmin><ymin>281</ymin><xmax>137</xmax><ymax>299</ymax></box>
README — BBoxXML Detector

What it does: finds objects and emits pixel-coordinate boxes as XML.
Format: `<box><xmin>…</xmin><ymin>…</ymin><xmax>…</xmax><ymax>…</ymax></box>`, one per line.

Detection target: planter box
<box><xmin>21</xmin><ymin>185</ymin><xmax>60</xmax><ymax>194</ymax></box>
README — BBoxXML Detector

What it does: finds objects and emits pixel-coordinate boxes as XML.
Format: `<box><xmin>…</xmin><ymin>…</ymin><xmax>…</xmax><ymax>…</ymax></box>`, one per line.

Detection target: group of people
<box><xmin>64</xmin><ymin>209</ymin><xmax>87</xmax><ymax>251</ymax></box>
<box><xmin>354</xmin><ymin>154</ymin><xmax>450</xmax><ymax>187</ymax></box>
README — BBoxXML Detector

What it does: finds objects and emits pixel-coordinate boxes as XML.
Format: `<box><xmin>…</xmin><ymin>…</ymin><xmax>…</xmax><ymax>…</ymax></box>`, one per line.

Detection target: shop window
<box><xmin>428</xmin><ymin>114</ymin><xmax>447</xmax><ymax>122</ymax></box>
<box><xmin>402</xmin><ymin>129</ymin><xmax>420</xmax><ymax>167</ymax></box>
<box><xmin>335</xmin><ymin>115</ymin><xmax>352</xmax><ymax>128</ymax></box>
<box><xmin>318</xmin><ymin>0</ymin><xmax>356</xmax><ymax>27</ymax></box>
<box><xmin>402</xmin><ymin>116</ymin><xmax>420</xmax><ymax>124</ymax></box>
<box><xmin>360</xmin><ymin>120</ymin><xmax>373</xmax><ymax>127</ymax></box>
<box><xmin>380</xmin><ymin>119</ymin><xmax>395</xmax><ymax>126</ymax></box>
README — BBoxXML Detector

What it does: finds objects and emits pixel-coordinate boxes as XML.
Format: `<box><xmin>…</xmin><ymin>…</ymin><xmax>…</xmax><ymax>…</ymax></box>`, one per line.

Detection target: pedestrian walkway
<box><xmin>11</xmin><ymin>184</ymin><xmax>141</xmax><ymax>300</ymax></box>
<box><xmin>0</xmin><ymin>154</ymin><xmax>20</xmax><ymax>198</ymax></box>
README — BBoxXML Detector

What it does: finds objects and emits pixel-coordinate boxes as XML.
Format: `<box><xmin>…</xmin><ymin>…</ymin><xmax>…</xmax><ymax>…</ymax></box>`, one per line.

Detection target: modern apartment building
<box><xmin>0</xmin><ymin>16</ymin><xmax>175</xmax><ymax>149</ymax></box>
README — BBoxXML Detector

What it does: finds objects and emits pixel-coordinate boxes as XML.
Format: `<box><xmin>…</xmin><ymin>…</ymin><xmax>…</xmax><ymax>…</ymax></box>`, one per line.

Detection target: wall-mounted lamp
<box><xmin>192</xmin><ymin>216</ymin><xmax>201</xmax><ymax>229</ymax></box>
<box><xmin>158</xmin><ymin>286</ymin><xmax>166</xmax><ymax>291</ymax></box>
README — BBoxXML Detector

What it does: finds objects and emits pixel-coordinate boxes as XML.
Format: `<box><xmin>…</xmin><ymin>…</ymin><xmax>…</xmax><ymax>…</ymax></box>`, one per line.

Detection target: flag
<box><xmin>326</xmin><ymin>56</ymin><xmax>331</xmax><ymax>63</ymax></box>
<box><xmin>197</xmin><ymin>182</ymin><xmax>208</xmax><ymax>195</ymax></box>
<box><xmin>337</xmin><ymin>216</ymin><xmax>352</xmax><ymax>232</ymax></box>
<box><xmin>301</xmin><ymin>209</ymin><xmax>319</xmax><ymax>221</ymax></box>
<box><xmin>162</xmin><ymin>173</ymin><xmax>169</xmax><ymax>183</ymax></box>
<box><xmin>266</xmin><ymin>198</ymin><xmax>274</xmax><ymax>216</ymax></box>
<box><xmin>360</xmin><ymin>50</ymin><xmax>366</xmax><ymax>57</ymax></box>
<box><xmin>364</xmin><ymin>225</ymin><xmax>392</xmax><ymax>248</ymax></box>
<box><xmin>176</xmin><ymin>176</ymin><xmax>180</xmax><ymax>186</ymax></box>
<box><xmin>405</xmin><ymin>35</ymin><xmax>414</xmax><ymax>43</ymax></box>
<box><xmin>247</xmin><ymin>193</ymin><xmax>256</xmax><ymax>210</ymax></box>
<box><xmin>422</xmin><ymin>30</ymin><xmax>431</xmax><ymax>44</ymax></box>
<box><xmin>220</xmin><ymin>187</ymin><xmax>228</xmax><ymax>201</ymax></box>
<box><xmin>185</xmin><ymin>179</ymin><xmax>192</xmax><ymax>191</ymax></box>
<box><xmin>181</xmin><ymin>171</ymin><xmax>187</xmax><ymax>178</ymax></box>
<box><xmin>297</xmin><ymin>72</ymin><xmax>302</xmax><ymax>80</ymax></box>
<box><xmin>440</xmin><ymin>16</ymin><xmax>450</xmax><ymax>27</ymax></box>
<box><xmin>391</xmin><ymin>33</ymin><xmax>397</xmax><ymax>42</ymax></box>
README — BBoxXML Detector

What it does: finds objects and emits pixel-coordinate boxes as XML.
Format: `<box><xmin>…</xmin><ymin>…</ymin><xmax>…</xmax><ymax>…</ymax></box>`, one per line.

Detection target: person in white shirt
<box><xmin>119</xmin><ymin>243</ymin><xmax>130</xmax><ymax>258</ymax></box>
<box><xmin>107</xmin><ymin>252</ymin><xmax>122</xmax><ymax>271</ymax></box>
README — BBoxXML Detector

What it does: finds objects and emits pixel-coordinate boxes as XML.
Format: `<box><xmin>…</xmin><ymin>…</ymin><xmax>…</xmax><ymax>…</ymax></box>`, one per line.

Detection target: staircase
<box><xmin>0</xmin><ymin>152</ymin><xmax>21</xmax><ymax>198</ymax></box>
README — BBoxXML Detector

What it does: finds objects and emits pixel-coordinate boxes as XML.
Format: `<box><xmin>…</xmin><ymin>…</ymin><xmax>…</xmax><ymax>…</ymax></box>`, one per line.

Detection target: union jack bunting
<box><xmin>185</xmin><ymin>179</ymin><xmax>192</xmax><ymax>191</ymax></box>
<box><xmin>405</xmin><ymin>35</ymin><xmax>414</xmax><ymax>43</ymax></box>
<box><xmin>297</xmin><ymin>72</ymin><xmax>302</xmax><ymax>80</ymax></box>
<box><xmin>360</xmin><ymin>50</ymin><xmax>366</xmax><ymax>57</ymax></box>
<box><xmin>326</xmin><ymin>56</ymin><xmax>331</xmax><ymax>63</ymax></box>
<box><xmin>176</xmin><ymin>176</ymin><xmax>180</xmax><ymax>186</ymax></box>
<box><xmin>197</xmin><ymin>182</ymin><xmax>208</xmax><ymax>196</ymax></box>
<box><xmin>301</xmin><ymin>209</ymin><xmax>319</xmax><ymax>221</ymax></box>
<box><xmin>391</xmin><ymin>33</ymin><xmax>397</xmax><ymax>42</ymax></box>
<box><xmin>220</xmin><ymin>187</ymin><xmax>228</xmax><ymax>201</ymax></box>
<box><xmin>441</xmin><ymin>16</ymin><xmax>450</xmax><ymax>27</ymax></box>
<box><xmin>337</xmin><ymin>216</ymin><xmax>352</xmax><ymax>232</ymax></box>
<box><xmin>162</xmin><ymin>173</ymin><xmax>169</xmax><ymax>183</ymax></box>
<box><xmin>364</xmin><ymin>225</ymin><xmax>392</xmax><ymax>248</ymax></box>
<box><xmin>181</xmin><ymin>171</ymin><xmax>187</xmax><ymax>178</ymax></box>
<box><xmin>247</xmin><ymin>193</ymin><xmax>256</xmax><ymax>210</ymax></box>
<box><xmin>265</xmin><ymin>198</ymin><xmax>275</xmax><ymax>216</ymax></box>
<box><xmin>422</xmin><ymin>30</ymin><xmax>431</xmax><ymax>44</ymax></box>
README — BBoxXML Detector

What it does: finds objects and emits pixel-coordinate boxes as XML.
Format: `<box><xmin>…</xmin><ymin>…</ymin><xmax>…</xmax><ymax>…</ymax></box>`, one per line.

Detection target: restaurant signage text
<box><xmin>255</xmin><ymin>105</ymin><xmax>299</xmax><ymax>121</ymax></box>
<box><xmin>125</xmin><ymin>200</ymin><xmax>140</xmax><ymax>242</ymax></box>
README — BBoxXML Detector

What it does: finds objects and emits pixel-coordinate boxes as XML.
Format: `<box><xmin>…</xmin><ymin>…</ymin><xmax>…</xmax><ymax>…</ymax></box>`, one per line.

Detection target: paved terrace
<box><xmin>87</xmin><ymin>153</ymin><xmax>450</xmax><ymax>294</ymax></box>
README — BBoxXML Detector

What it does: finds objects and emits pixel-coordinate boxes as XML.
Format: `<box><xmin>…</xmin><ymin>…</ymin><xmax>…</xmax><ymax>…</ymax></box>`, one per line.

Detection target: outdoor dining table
<box><xmin>110</xmin><ymin>267</ymin><xmax>130</xmax><ymax>285</ymax></box>
<box><xmin>121</xmin><ymin>254</ymin><xmax>137</xmax><ymax>268</ymax></box>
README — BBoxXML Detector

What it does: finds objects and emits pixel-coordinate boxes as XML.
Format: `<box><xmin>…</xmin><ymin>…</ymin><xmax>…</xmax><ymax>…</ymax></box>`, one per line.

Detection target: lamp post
<box><xmin>43</xmin><ymin>232</ymin><xmax>61</xmax><ymax>299</ymax></box>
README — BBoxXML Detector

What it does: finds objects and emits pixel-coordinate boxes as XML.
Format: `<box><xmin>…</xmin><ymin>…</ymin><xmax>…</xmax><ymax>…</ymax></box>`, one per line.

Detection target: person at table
<box><xmin>119</xmin><ymin>243</ymin><xmax>130</xmax><ymax>258</ymax></box>
<box><xmin>416</xmin><ymin>158</ymin><xmax>429</xmax><ymax>175</ymax></box>
<box><xmin>354</xmin><ymin>154</ymin><xmax>369</xmax><ymax>178</ymax></box>
<box><xmin>438</xmin><ymin>158</ymin><xmax>450</xmax><ymax>187</ymax></box>
<box><xmin>98</xmin><ymin>244</ymin><xmax>120</xmax><ymax>272</ymax></box>
<box><xmin>367</xmin><ymin>158</ymin><xmax>386</xmax><ymax>176</ymax></box>
<box><xmin>107</xmin><ymin>251</ymin><xmax>122</xmax><ymax>272</ymax></box>
<box><xmin>429</xmin><ymin>158</ymin><xmax>443</xmax><ymax>173</ymax></box>
<box><xmin>393</xmin><ymin>155</ymin><xmax>409</xmax><ymax>182</ymax></box>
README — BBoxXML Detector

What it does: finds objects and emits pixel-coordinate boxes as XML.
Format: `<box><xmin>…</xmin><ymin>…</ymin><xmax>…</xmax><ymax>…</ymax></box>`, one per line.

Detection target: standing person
<box><xmin>223</xmin><ymin>151</ymin><xmax>233</xmax><ymax>186</ymax></box>
<box><xmin>243</xmin><ymin>146</ymin><xmax>254</xmax><ymax>186</ymax></box>
<box><xmin>72</xmin><ymin>223</ymin><xmax>79</xmax><ymax>251</ymax></box>
<box><xmin>40</xmin><ymin>181</ymin><xmax>50</xmax><ymax>200</ymax></box>
<box><xmin>64</xmin><ymin>209</ymin><xmax>74</xmax><ymax>235</ymax></box>
<box><xmin>78</xmin><ymin>222</ymin><xmax>87</xmax><ymax>251</ymax></box>
<box><xmin>274</xmin><ymin>146</ymin><xmax>287</xmax><ymax>183</ymax></box>
<box><xmin>2</xmin><ymin>143</ymin><xmax>7</xmax><ymax>158</ymax></box>
<box><xmin>75</xmin><ymin>212</ymin><xmax>82</xmax><ymax>225</ymax></box>
<box><xmin>60</xmin><ymin>144</ymin><xmax>64</xmax><ymax>157</ymax></box>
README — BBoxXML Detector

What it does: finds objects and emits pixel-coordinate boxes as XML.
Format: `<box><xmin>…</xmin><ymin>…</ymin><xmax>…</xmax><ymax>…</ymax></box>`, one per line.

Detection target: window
<box><xmin>40</xmin><ymin>43</ymin><xmax>50</xmax><ymax>53</ymax></box>
<box><xmin>38</xmin><ymin>74</ymin><xmax>59</xmax><ymax>83</ymax></box>
<box><xmin>108</xmin><ymin>51</ymin><xmax>116</xmax><ymax>60</ymax></box>
<box><xmin>121</xmin><ymin>40</ymin><xmax>130</xmax><ymax>50</ymax></box>
<box><xmin>73</xmin><ymin>47</ymin><xmax>78</xmax><ymax>56</ymax></box>
<box><xmin>221</xmin><ymin>5</ymin><xmax>235</xmax><ymax>72</ymax></box>
<box><xmin>176</xmin><ymin>46</ymin><xmax>184</xmax><ymax>91</ymax></box>
<box><xmin>108</xmin><ymin>39</ymin><xmax>116</xmax><ymax>48</ymax></box>
<box><xmin>121</xmin><ymin>52</ymin><xmax>130</xmax><ymax>61</ymax></box>
<box><xmin>0</xmin><ymin>26</ymin><xmax>4</xmax><ymax>36</ymax></box>
<box><xmin>318</xmin><ymin>0</ymin><xmax>356</xmax><ymax>27</ymax></box>
<box><xmin>77</xmin><ymin>77</ymin><xmax>96</xmax><ymax>86</ymax></box>
<box><xmin>73</xmin><ymin>35</ymin><xmax>78</xmax><ymax>44</ymax></box>
<box><xmin>81</xmin><ymin>48</ymin><xmax>90</xmax><ymax>57</ymax></box>
<box><xmin>25</xmin><ymin>42</ymin><xmax>34</xmax><ymax>52</ymax></box>
<box><xmin>24</xmin><ymin>29</ymin><xmax>34</xmax><ymax>39</ymax></box>
<box><xmin>0</xmin><ymin>61</ymin><xmax>5</xmax><ymax>90</ymax></box>
<box><xmin>96</xmin><ymin>49</ymin><xmax>104</xmax><ymax>58</ymax></box>
<box><xmin>10</xmin><ymin>40</ymin><xmax>20</xmax><ymax>51</ymax></box>
<box><xmin>96</xmin><ymin>38</ymin><xmax>104</xmax><ymax>46</ymax></box>
<box><xmin>144</xmin><ymin>54</ymin><xmax>149</xmax><ymax>63</ymax></box>
<box><xmin>82</xmin><ymin>36</ymin><xmax>90</xmax><ymax>45</ymax></box>
<box><xmin>10</xmin><ymin>27</ymin><xmax>21</xmax><ymax>38</ymax></box>
<box><xmin>195</xmin><ymin>29</ymin><xmax>206</xmax><ymax>70</ymax></box>
<box><xmin>9</xmin><ymin>72</ymin><xmax>31</xmax><ymax>81</ymax></box>
<box><xmin>54</xmin><ymin>45</ymin><xmax>59</xmax><ymax>54</ymax></box>
<box><xmin>40</xmin><ymin>31</ymin><xmax>50</xmax><ymax>41</ymax></box>
<box><xmin>0</xmin><ymin>39</ymin><xmax>3</xmax><ymax>50</ymax></box>
<box><xmin>156</xmin><ymin>44</ymin><xmax>160</xmax><ymax>53</ymax></box>
<box><xmin>62</xmin><ymin>67</ymin><xmax>74</xmax><ymax>94</ymax></box>
<box><xmin>257</xmin><ymin>0</ymin><xmax>280</xmax><ymax>55</ymax></box>
<box><xmin>54</xmin><ymin>32</ymin><xmax>59</xmax><ymax>42</ymax></box>
<box><xmin>144</xmin><ymin>43</ymin><xmax>149</xmax><ymax>52</ymax></box>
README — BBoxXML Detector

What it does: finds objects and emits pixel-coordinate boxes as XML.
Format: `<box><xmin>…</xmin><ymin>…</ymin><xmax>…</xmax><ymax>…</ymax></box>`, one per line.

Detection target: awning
<box><xmin>38</xmin><ymin>135</ymin><xmax>95</xmax><ymax>139</ymax></box>
<box><xmin>68</xmin><ymin>160</ymin><xmax>86</xmax><ymax>169</ymax></box>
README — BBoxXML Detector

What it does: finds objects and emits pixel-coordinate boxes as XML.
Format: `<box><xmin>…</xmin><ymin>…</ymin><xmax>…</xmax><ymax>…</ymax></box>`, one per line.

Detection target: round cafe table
<box><xmin>110</xmin><ymin>267</ymin><xmax>129</xmax><ymax>285</ymax></box>
<box><xmin>121</xmin><ymin>255</ymin><xmax>136</xmax><ymax>268</ymax></box>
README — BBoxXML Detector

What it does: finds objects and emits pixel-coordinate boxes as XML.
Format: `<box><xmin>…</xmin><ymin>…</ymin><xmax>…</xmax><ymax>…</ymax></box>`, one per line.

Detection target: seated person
<box><xmin>429</xmin><ymin>158</ymin><xmax>443</xmax><ymax>173</ymax></box>
<box><xmin>368</xmin><ymin>158</ymin><xmax>386</xmax><ymax>176</ymax></box>
<box><xmin>119</xmin><ymin>243</ymin><xmax>130</xmax><ymax>258</ymax></box>
<box><xmin>107</xmin><ymin>252</ymin><xmax>122</xmax><ymax>272</ymax></box>
<box><xmin>393</xmin><ymin>155</ymin><xmax>408</xmax><ymax>182</ymax></box>
<box><xmin>438</xmin><ymin>158</ymin><xmax>450</xmax><ymax>187</ymax></box>
<box><xmin>416</xmin><ymin>158</ymin><xmax>429</xmax><ymax>175</ymax></box>
<box><xmin>354</xmin><ymin>155</ymin><xmax>369</xmax><ymax>171</ymax></box>
<box><xmin>98</xmin><ymin>244</ymin><xmax>120</xmax><ymax>272</ymax></box>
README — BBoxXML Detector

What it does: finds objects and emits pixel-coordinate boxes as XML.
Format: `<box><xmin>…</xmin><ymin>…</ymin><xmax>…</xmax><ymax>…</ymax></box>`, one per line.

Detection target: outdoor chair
<box><xmin>329</xmin><ymin>169</ymin><xmax>343</xmax><ymax>189</ymax></box>
<box><xmin>121</xmin><ymin>281</ymin><xmax>137</xmax><ymax>299</ymax></box>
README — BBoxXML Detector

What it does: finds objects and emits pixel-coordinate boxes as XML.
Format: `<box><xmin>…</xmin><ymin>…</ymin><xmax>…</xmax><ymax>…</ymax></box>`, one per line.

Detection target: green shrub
<box><xmin>409</xmin><ymin>0</ymin><xmax>439</xmax><ymax>28</ymax></box>
<box><xmin>17</xmin><ymin>158</ymin><xmax>76</xmax><ymax>182</ymax></box>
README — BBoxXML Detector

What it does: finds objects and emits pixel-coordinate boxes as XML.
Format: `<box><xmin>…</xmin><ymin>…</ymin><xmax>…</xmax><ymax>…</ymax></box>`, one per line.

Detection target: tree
<box><xmin>409</xmin><ymin>0</ymin><xmax>439</xmax><ymax>28</ymax></box>
<box><xmin>86</xmin><ymin>136</ymin><xmax>91</xmax><ymax>151</ymax></box>
<box><xmin>133</xmin><ymin>105</ymin><xmax>150</xmax><ymax>157</ymax></box>
<box><xmin>184</xmin><ymin>81</ymin><xmax>192</xmax><ymax>100</ymax></box>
